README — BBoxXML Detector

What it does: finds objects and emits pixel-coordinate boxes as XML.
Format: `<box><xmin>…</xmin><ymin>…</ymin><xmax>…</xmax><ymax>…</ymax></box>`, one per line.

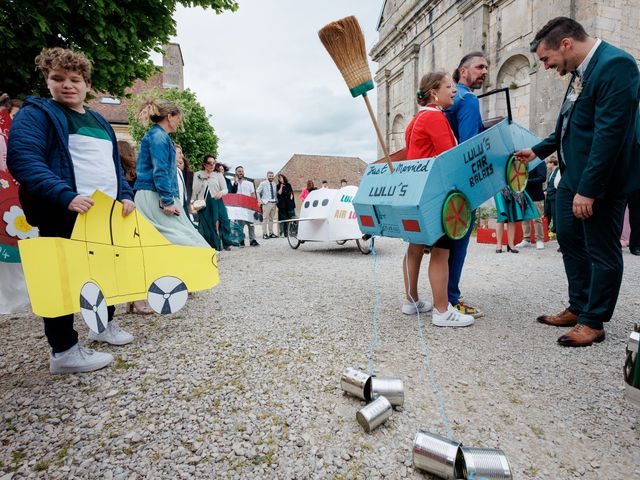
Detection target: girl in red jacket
<box><xmin>402</xmin><ymin>72</ymin><xmax>474</xmax><ymax>327</ymax></box>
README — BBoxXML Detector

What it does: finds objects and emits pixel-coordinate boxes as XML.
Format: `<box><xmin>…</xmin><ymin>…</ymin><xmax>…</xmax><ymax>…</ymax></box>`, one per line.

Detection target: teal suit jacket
<box><xmin>532</xmin><ymin>41</ymin><xmax>640</xmax><ymax>199</ymax></box>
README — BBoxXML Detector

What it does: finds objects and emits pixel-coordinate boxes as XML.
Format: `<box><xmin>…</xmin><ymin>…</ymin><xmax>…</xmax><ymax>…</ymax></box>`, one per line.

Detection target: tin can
<box><xmin>340</xmin><ymin>368</ymin><xmax>372</xmax><ymax>401</ymax></box>
<box><xmin>371</xmin><ymin>376</ymin><xmax>404</xmax><ymax>407</ymax></box>
<box><xmin>628</xmin><ymin>331</ymin><xmax>639</xmax><ymax>354</ymax></box>
<box><xmin>460</xmin><ymin>447</ymin><xmax>512</xmax><ymax>479</ymax></box>
<box><xmin>412</xmin><ymin>430</ymin><xmax>464</xmax><ymax>479</ymax></box>
<box><xmin>356</xmin><ymin>396</ymin><xmax>392</xmax><ymax>433</ymax></box>
<box><xmin>624</xmin><ymin>330</ymin><xmax>640</xmax><ymax>405</ymax></box>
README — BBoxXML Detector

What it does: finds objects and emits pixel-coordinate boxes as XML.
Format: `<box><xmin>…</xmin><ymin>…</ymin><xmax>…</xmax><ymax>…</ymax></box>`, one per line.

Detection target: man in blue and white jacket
<box><xmin>445</xmin><ymin>52</ymin><xmax>489</xmax><ymax>319</ymax></box>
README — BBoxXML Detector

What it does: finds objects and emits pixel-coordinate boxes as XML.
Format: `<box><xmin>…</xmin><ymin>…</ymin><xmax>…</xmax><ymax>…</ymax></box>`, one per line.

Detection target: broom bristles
<box><xmin>319</xmin><ymin>16</ymin><xmax>373</xmax><ymax>96</ymax></box>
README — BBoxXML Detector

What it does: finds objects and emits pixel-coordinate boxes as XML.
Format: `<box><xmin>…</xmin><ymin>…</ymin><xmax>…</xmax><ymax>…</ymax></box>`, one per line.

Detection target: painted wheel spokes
<box><xmin>80</xmin><ymin>294</ymin><xmax>93</xmax><ymax>310</ymax></box>
<box><xmin>442</xmin><ymin>192</ymin><xmax>471</xmax><ymax>240</ymax></box>
<box><xmin>161</xmin><ymin>298</ymin><xmax>172</xmax><ymax>315</ymax></box>
<box><xmin>170</xmin><ymin>282</ymin><xmax>187</xmax><ymax>295</ymax></box>
<box><xmin>148</xmin><ymin>283</ymin><xmax>165</xmax><ymax>295</ymax></box>
<box><xmin>147</xmin><ymin>276</ymin><xmax>189</xmax><ymax>315</ymax></box>
<box><xmin>510</xmin><ymin>163</ymin><xmax>527</xmax><ymax>191</ymax></box>
<box><xmin>79</xmin><ymin>281</ymin><xmax>108</xmax><ymax>334</ymax></box>
<box><xmin>506</xmin><ymin>155</ymin><xmax>529</xmax><ymax>193</ymax></box>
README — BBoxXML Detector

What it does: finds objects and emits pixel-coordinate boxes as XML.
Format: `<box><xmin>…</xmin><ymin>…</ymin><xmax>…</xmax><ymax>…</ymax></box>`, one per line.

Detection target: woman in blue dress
<box><xmin>494</xmin><ymin>187</ymin><xmax>539</xmax><ymax>253</ymax></box>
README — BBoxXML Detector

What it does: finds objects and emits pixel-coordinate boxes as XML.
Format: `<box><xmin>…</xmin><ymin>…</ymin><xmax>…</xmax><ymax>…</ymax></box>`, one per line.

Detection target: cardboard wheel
<box><xmin>80</xmin><ymin>281</ymin><xmax>108</xmax><ymax>334</ymax></box>
<box><xmin>442</xmin><ymin>192</ymin><xmax>471</xmax><ymax>240</ymax></box>
<box><xmin>147</xmin><ymin>276</ymin><xmax>188</xmax><ymax>315</ymax></box>
<box><xmin>506</xmin><ymin>155</ymin><xmax>528</xmax><ymax>193</ymax></box>
<box><xmin>287</xmin><ymin>221</ymin><xmax>301</xmax><ymax>249</ymax></box>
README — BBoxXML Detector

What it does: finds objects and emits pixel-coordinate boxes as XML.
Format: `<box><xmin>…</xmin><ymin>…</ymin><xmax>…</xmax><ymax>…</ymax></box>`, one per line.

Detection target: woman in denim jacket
<box><xmin>134</xmin><ymin>98</ymin><xmax>208</xmax><ymax>247</ymax></box>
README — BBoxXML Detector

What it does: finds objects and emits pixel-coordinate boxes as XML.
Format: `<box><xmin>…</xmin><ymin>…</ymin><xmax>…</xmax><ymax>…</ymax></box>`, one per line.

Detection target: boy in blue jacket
<box><xmin>8</xmin><ymin>48</ymin><xmax>136</xmax><ymax>374</ymax></box>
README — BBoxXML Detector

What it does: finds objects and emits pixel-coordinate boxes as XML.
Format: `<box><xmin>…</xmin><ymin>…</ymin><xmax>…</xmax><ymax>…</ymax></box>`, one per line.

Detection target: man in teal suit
<box><xmin>515</xmin><ymin>17</ymin><xmax>640</xmax><ymax>347</ymax></box>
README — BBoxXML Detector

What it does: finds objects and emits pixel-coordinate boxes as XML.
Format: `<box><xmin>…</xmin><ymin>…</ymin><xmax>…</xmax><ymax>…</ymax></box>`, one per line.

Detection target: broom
<box><xmin>319</xmin><ymin>16</ymin><xmax>395</xmax><ymax>173</ymax></box>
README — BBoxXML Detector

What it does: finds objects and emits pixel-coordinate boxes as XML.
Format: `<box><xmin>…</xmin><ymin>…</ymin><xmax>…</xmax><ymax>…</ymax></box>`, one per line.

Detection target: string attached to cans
<box><xmin>403</xmin><ymin>241</ymin><xmax>453</xmax><ymax>439</ymax></box>
<box><xmin>340</xmin><ymin>237</ymin><xmax>512</xmax><ymax>479</ymax></box>
<box><xmin>367</xmin><ymin>237</ymin><xmax>380</xmax><ymax>376</ymax></box>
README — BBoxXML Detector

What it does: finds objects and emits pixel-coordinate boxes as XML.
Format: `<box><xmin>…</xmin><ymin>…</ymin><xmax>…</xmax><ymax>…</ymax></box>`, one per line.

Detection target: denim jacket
<box><xmin>134</xmin><ymin>124</ymin><xmax>178</xmax><ymax>206</ymax></box>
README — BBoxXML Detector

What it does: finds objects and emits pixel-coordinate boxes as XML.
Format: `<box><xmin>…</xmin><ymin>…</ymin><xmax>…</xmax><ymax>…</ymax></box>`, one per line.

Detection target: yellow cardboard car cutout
<box><xmin>19</xmin><ymin>191</ymin><xmax>218</xmax><ymax>332</ymax></box>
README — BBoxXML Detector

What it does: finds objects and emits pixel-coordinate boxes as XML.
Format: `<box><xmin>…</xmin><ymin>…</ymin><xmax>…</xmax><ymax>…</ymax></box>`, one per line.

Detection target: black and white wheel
<box><xmin>336</xmin><ymin>240</ymin><xmax>347</xmax><ymax>245</ymax></box>
<box><xmin>80</xmin><ymin>281</ymin><xmax>108</xmax><ymax>334</ymax></box>
<box><xmin>147</xmin><ymin>276</ymin><xmax>188</xmax><ymax>315</ymax></box>
<box><xmin>356</xmin><ymin>237</ymin><xmax>372</xmax><ymax>255</ymax></box>
<box><xmin>287</xmin><ymin>221</ymin><xmax>301</xmax><ymax>249</ymax></box>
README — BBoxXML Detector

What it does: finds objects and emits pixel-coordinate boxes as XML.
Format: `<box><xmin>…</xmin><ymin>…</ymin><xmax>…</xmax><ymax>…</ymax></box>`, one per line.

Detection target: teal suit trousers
<box><xmin>556</xmin><ymin>184</ymin><xmax>626</xmax><ymax>329</ymax></box>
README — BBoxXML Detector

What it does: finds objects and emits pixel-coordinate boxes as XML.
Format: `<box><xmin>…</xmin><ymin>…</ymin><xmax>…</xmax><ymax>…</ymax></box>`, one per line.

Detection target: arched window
<box><xmin>495</xmin><ymin>55</ymin><xmax>532</xmax><ymax>128</ymax></box>
<box><xmin>390</xmin><ymin>114</ymin><xmax>405</xmax><ymax>153</ymax></box>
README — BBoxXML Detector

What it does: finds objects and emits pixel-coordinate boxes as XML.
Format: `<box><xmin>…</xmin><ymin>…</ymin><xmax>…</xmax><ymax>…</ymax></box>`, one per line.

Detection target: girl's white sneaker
<box><xmin>432</xmin><ymin>304</ymin><xmax>475</xmax><ymax>327</ymax></box>
<box><xmin>402</xmin><ymin>298</ymin><xmax>433</xmax><ymax>315</ymax></box>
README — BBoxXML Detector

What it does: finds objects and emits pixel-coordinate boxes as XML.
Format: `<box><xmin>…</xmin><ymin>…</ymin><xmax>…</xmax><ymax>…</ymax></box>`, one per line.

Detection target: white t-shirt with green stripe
<box><xmin>54</xmin><ymin>102</ymin><xmax>117</xmax><ymax>199</ymax></box>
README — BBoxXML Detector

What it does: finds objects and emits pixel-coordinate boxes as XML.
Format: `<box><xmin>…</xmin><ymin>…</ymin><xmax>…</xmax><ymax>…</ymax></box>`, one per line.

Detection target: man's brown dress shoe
<box><xmin>557</xmin><ymin>324</ymin><xmax>605</xmax><ymax>347</ymax></box>
<box><xmin>537</xmin><ymin>309</ymin><xmax>578</xmax><ymax>327</ymax></box>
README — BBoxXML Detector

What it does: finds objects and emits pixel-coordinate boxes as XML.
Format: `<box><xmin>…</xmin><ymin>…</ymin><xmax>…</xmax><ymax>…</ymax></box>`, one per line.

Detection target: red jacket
<box><xmin>405</xmin><ymin>106</ymin><xmax>457</xmax><ymax>160</ymax></box>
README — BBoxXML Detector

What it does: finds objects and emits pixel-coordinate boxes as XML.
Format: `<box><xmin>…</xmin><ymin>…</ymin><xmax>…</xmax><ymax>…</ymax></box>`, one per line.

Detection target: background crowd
<box><xmin>1</xmin><ymin>16</ymin><xmax>640</xmax><ymax>375</ymax></box>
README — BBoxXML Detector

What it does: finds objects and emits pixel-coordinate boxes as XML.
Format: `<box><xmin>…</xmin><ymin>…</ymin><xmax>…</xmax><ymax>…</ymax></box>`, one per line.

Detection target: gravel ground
<box><xmin>1</xmin><ymin>233</ymin><xmax>639</xmax><ymax>479</ymax></box>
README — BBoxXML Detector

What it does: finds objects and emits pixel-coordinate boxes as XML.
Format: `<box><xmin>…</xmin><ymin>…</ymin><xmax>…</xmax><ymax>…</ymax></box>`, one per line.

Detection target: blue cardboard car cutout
<box><xmin>353</xmin><ymin>117</ymin><xmax>543</xmax><ymax>246</ymax></box>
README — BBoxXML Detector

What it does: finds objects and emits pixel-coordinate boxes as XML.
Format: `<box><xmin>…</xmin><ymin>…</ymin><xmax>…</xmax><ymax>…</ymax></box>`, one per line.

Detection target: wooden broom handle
<box><xmin>363</xmin><ymin>94</ymin><xmax>395</xmax><ymax>173</ymax></box>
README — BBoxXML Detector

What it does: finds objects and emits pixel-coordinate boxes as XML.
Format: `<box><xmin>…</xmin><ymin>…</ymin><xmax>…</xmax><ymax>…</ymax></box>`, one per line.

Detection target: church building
<box><xmin>370</xmin><ymin>0</ymin><xmax>639</xmax><ymax>155</ymax></box>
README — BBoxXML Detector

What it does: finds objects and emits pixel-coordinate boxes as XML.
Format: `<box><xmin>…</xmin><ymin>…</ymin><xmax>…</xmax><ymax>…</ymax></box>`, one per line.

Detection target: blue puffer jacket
<box><xmin>134</xmin><ymin>124</ymin><xmax>178</xmax><ymax>206</ymax></box>
<box><xmin>7</xmin><ymin>97</ymin><xmax>133</xmax><ymax>231</ymax></box>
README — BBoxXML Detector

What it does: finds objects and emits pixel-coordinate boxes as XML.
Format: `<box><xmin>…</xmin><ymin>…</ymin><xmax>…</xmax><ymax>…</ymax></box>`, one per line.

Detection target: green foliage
<box><xmin>0</xmin><ymin>0</ymin><xmax>238</xmax><ymax>97</ymax></box>
<box><xmin>128</xmin><ymin>88</ymin><xmax>218</xmax><ymax>167</ymax></box>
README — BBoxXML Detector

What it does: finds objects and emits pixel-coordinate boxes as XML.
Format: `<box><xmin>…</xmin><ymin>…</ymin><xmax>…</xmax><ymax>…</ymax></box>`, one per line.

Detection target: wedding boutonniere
<box><xmin>573</xmin><ymin>76</ymin><xmax>583</xmax><ymax>96</ymax></box>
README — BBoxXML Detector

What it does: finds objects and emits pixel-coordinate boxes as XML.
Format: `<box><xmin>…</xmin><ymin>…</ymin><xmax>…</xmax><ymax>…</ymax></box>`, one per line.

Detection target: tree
<box><xmin>128</xmin><ymin>88</ymin><xmax>218</xmax><ymax>166</ymax></box>
<box><xmin>0</xmin><ymin>0</ymin><xmax>238</xmax><ymax>97</ymax></box>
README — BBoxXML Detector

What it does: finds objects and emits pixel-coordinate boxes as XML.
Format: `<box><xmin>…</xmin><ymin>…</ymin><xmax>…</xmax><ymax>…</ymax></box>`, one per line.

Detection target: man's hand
<box><xmin>513</xmin><ymin>148</ymin><xmax>537</xmax><ymax>164</ymax></box>
<box><xmin>122</xmin><ymin>199</ymin><xmax>136</xmax><ymax>217</ymax></box>
<box><xmin>68</xmin><ymin>195</ymin><xmax>94</xmax><ymax>213</ymax></box>
<box><xmin>572</xmin><ymin>193</ymin><xmax>594</xmax><ymax>219</ymax></box>
<box><xmin>214</xmin><ymin>191</ymin><xmax>223</xmax><ymax>200</ymax></box>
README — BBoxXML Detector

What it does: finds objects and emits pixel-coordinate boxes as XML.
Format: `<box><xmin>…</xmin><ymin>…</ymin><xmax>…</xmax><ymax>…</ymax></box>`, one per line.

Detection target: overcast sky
<box><xmin>170</xmin><ymin>0</ymin><xmax>383</xmax><ymax>177</ymax></box>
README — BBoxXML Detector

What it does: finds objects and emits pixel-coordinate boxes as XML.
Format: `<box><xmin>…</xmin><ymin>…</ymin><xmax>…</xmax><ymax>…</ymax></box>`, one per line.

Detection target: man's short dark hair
<box><xmin>453</xmin><ymin>51</ymin><xmax>486</xmax><ymax>83</ymax></box>
<box><xmin>235</xmin><ymin>165</ymin><xmax>244</xmax><ymax>172</ymax></box>
<box><xmin>530</xmin><ymin>17</ymin><xmax>588</xmax><ymax>52</ymax></box>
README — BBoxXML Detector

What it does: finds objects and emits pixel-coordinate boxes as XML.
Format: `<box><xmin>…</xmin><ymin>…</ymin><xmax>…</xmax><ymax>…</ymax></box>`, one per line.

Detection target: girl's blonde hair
<box><xmin>136</xmin><ymin>96</ymin><xmax>181</xmax><ymax>125</ymax></box>
<box><xmin>416</xmin><ymin>71</ymin><xmax>450</xmax><ymax>106</ymax></box>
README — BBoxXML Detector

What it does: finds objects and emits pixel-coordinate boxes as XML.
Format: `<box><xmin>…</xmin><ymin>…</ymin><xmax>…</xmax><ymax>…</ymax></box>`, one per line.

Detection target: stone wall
<box><xmin>371</xmin><ymin>0</ymin><xmax>640</xmax><ymax>157</ymax></box>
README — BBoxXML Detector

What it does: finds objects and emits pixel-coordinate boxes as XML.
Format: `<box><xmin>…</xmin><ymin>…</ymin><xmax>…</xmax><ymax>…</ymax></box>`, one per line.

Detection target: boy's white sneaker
<box><xmin>402</xmin><ymin>298</ymin><xmax>433</xmax><ymax>315</ymax></box>
<box><xmin>516</xmin><ymin>239</ymin><xmax>532</xmax><ymax>248</ymax></box>
<box><xmin>50</xmin><ymin>344</ymin><xmax>113</xmax><ymax>374</ymax></box>
<box><xmin>432</xmin><ymin>304</ymin><xmax>475</xmax><ymax>327</ymax></box>
<box><xmin>88</xmin><ymin>320</ymin><xmax>134</xmax><ymax>346</ymax></box>
<box><xmin>536</xmin><ymin>240</ymin><xmax>545</xmax><ymax>250</ymax></box>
